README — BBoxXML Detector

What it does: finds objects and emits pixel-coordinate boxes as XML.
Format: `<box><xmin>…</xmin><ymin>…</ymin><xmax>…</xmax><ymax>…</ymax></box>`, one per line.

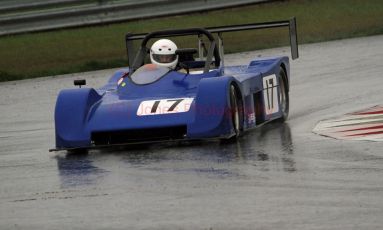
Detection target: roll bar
<box><xmin>125</xmin><ymin>18</ymin><xmax>298</xmax><ymax>75</ymax></box>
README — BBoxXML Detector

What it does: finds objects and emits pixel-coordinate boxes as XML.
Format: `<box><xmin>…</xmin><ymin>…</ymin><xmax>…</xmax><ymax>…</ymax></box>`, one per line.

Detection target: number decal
<box><xmin>263</xmin><ymin>75</ymin><xmax>279</xmax><ymax>115</ymax></box>
<box><xmin>151</xmin><ymin>100</ymin><xmax>160</xmax><ymax>113</ymax></box>
<box><xmin>137</xmin><ymin>98</ymin><xmax>194</xmax><ymax>116</ymax></box>
<box><xmin>167</xmin><ymin>99</ymin><xmax>184</xmax><ymax>112</ymax></box>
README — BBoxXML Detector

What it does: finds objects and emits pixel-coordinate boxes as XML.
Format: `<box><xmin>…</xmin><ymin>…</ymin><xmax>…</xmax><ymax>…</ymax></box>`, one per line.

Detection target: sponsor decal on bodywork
<box><xmin>248</xmin><ymin>112</ymin><xmax>256</xmax><ymax>124</ymax></box>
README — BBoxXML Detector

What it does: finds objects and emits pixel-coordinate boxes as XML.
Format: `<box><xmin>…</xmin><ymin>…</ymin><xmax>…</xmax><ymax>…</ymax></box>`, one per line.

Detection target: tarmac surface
<box><xmin>1</xmin><ymin>35</ymin><xmax>383</xmax><ymax>229</ymax></box>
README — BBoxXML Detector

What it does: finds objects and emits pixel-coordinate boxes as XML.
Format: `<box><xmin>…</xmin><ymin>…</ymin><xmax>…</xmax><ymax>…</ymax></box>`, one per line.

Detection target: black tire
<box><xmin>277</xmin><ymin>68</ymin><xmax>289</xmax><ymax>122</ymax></box>
<box><xmin>229</xmin><ymin>84</ymin><xmax>243</xmax><ymax>138</ymax></box>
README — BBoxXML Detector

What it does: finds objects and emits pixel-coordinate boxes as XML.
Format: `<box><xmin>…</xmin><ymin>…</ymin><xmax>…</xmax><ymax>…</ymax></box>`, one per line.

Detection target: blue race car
<box><xmin>51</xmin><ymin>18</ymin><xmax>299</xmax><ymax>152</ymax></box>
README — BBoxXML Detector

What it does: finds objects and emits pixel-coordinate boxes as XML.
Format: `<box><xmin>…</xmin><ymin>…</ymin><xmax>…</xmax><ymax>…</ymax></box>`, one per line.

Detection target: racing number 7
<box><xmin>167</xmin><ymin>99</ymin><xmax>184</xmax><ymax>111</ymax></box>
<box><xmin>151</xmin><ymin>99</ymin><xmax>184</xmax><ymax>113</ymax></box>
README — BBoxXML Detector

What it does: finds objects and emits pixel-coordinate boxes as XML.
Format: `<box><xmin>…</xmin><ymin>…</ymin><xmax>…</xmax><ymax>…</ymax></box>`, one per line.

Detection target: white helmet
<box><xmin>150</xmin><ymin>39</ymin><xmax>178</xmax><ymax>69</ymax></box>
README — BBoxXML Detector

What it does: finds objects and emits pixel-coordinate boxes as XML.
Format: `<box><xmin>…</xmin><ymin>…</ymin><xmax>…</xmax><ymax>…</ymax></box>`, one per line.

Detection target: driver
<box><xmin>150</xmin><ymin>39</ymin><xmax>178</xmax><ymax>69</ymax></box>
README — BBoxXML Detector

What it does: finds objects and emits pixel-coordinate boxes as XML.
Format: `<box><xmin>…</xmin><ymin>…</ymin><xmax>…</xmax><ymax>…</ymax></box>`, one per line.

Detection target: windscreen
<box><xmin>130</xmin><ymin>64</ymin><xmax>170</xmax><ymax>85</ymax></box>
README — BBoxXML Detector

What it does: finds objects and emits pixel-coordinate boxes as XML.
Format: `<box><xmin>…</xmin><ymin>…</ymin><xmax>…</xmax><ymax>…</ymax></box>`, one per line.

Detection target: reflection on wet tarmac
<box><xmin>55</xmin><ymin>123</ymin><xmax>295</xmax><ymax>187</ymax></box>
<box><xmin>56</xmin><ymin>152</ymin><xmax>106</xmax><ymax>188</ymax></box>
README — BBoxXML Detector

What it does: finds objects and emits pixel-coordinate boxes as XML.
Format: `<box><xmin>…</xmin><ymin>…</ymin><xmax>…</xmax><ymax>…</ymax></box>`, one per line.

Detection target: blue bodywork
<box><xmin>52</xmin><ymin>20</ymin><xmax>299</xmax><ymax>150</ymax></box>
<box><xmin>54</xmin><ymin>57</ymin><xmax>290</xmax><ymax>150</ymax></box>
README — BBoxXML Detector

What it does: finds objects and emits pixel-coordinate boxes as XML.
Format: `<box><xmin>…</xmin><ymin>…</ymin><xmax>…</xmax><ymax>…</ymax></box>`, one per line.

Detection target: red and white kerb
<box><xmin>313</xmin><ymin>105</ymin><xmax>383</xmax><ymax>142</ymax></box>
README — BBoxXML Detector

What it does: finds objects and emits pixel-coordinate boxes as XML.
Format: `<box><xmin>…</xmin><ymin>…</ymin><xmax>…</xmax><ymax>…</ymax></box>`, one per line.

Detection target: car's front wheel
<box><xmin>229</xmin><ymin>84</ymin><xmax>243</xmax><ymax>138</ymax></box>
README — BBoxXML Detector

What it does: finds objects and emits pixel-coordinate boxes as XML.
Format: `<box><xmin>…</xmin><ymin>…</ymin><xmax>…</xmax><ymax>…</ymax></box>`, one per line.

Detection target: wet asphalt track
<box><xmin>1</xmin><ymin>35</ymin><xmax>383</xmax><ymax>229</ymax></box>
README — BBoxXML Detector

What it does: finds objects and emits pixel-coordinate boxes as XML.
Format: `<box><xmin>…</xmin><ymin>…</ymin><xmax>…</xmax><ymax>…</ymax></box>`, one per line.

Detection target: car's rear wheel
<box><xmin>277</xmin><ymin>68</ymin><xmax>289</xmax><ymax>122</ymax></box>
<box><xmin>229</xmin><ymin>84</ymin><xmax>243</xmax><ymax>138</ymax></box>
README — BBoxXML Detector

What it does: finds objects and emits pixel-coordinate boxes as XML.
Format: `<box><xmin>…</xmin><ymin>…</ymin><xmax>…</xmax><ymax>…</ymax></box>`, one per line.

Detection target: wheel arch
<box><xmin>55</xmin><ymin>88</ymin><xmax>101</xmax><ymax>148</ymax></box>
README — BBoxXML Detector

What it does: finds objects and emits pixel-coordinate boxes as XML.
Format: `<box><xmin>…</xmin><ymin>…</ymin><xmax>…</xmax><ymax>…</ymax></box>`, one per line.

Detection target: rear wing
<box><xmin>207</xmin><ymin>17</ymin><xmax>298</xmax><ymax>59</ymax></box>
<box><xmin>125</xmin><ymin>18</ymin><xmax>298</xmax><ymax>70</ymax></box>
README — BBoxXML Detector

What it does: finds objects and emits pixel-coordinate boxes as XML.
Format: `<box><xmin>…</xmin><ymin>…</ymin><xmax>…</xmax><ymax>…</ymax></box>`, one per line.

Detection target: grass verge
<box><xmin>0</xmin><ymin>0</ymin><xmax>383</xmax><ymax>81</ymax></box>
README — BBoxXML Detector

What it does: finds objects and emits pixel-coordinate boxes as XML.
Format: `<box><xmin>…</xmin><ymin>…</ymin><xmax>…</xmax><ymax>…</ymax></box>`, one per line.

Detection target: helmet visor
<box><xmin>152</xmin><ymin>54</ymin><xmax>177</xmax><ymax>64</ymax></box>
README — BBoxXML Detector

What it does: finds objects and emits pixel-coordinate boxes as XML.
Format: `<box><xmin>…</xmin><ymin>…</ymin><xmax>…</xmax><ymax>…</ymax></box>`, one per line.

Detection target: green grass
<box><xmin>1</xmin><ymin>0</ymin><xmax>383</xmax><ymax>81</ymax></box>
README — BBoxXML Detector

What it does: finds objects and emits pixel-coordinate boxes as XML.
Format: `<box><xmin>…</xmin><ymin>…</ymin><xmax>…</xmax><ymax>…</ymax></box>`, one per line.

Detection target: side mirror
<box><xmin>74</xmin><ymin>79</ymin><xmax>86</xmax><ymax>88</ymax></box>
